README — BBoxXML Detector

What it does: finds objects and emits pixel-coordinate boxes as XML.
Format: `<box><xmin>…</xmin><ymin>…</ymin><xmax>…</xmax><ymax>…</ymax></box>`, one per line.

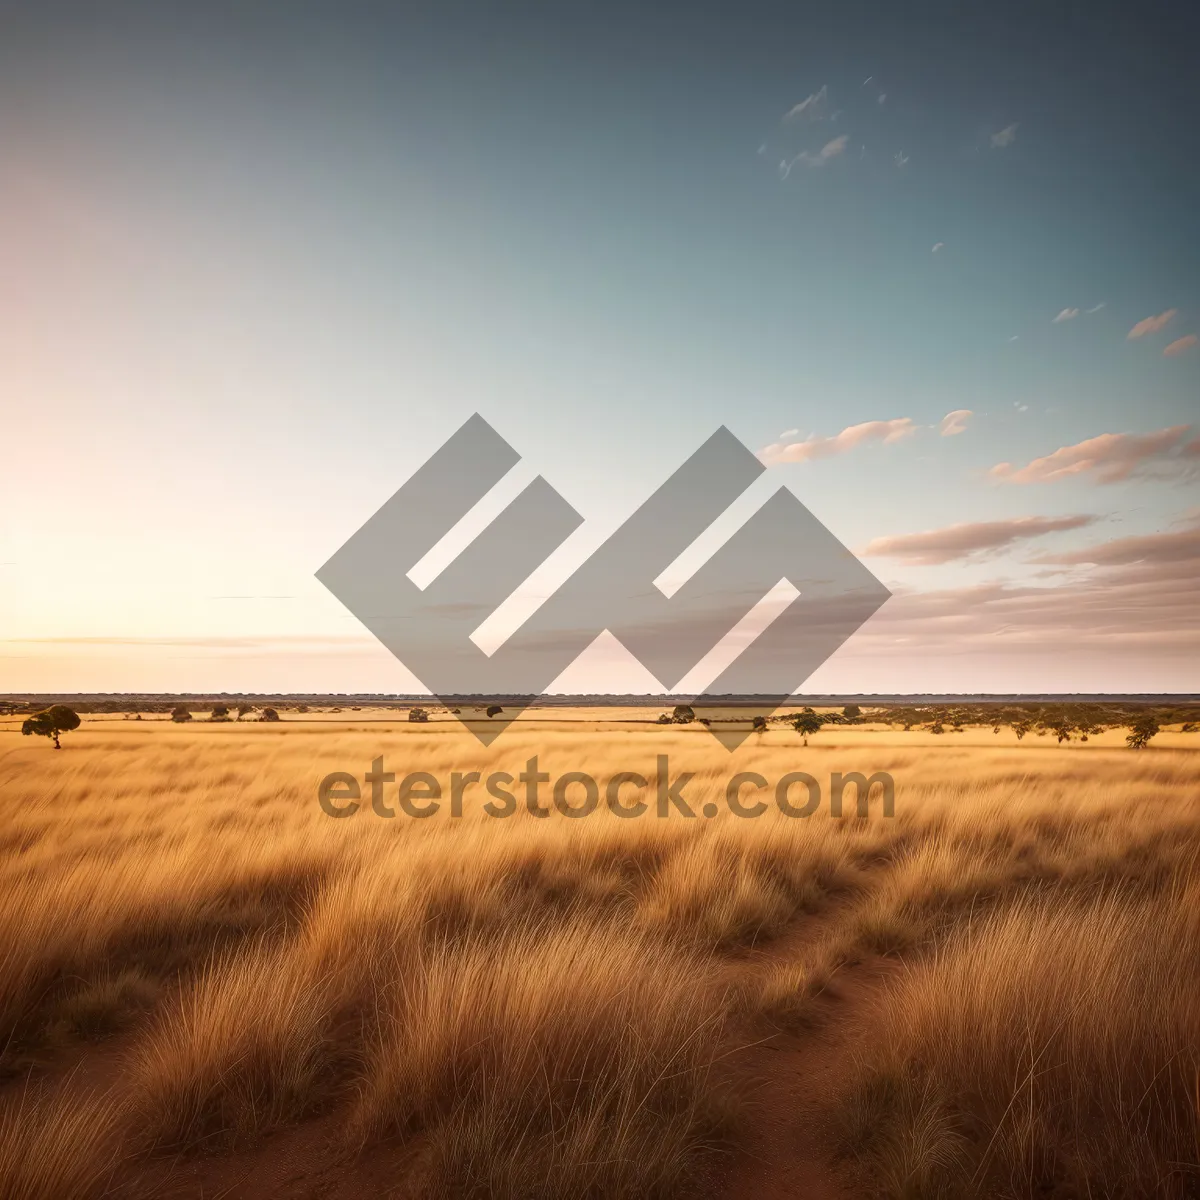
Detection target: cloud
<box><xmin>990</xmin><ymin>123</ymin><xmax>1018</xmax><ymax>148</ymax></box>
<box><xmin>783</xmin><ymin>86</ymin><xmax>828</xmax><ymax>123</ymax></box>
<box><xmin>761</xmin><ymin>418</ymin><xmax>917</xmax><ymax>465</ymax></box>
<box><xmin>1127</xmin><ymin>309</ymin><xmax>1177</xmax><ymax>339</ymax></box>
<box><xmin>939</xmin><ymin>409</ymin><xmax>972</xmax><ymax>437</ymax></box>
<box><xmin>781</xmin><ymin>135</ymin><xmax>849</xmax><ymax>175</ymax></box>
<box><xmin>894</xmin><ymin>151</ymin><xmax>909</xmax><ymax>167</ymax></box>
<box><xmin>1030</xmin><ymin>519</ymin><xmax>1200</xmax><ymax>568</ymax></box>
<box><xmin>845</xmin><ymin>543</ymin><xmax>1200</xmax><ymax>660</ymax></box>
<box><xmin>1085</xmin><ymin>302</ymin><xmax>1106</xmax><ymax>314</ymax></box>
<box><xmin>863</xmin><ymin>514</ymin><xmax>1098</xmax><ymax>566</ymax></box>
<box><xmin>1164</xmin><ymin>333</ymin><xmax>1198</xmax><ymax>357</ymax></box>
<box><xmin>816</xmin><ymin>135</ymin><xmax>848</xmax><ymax>161</ymax></box>
<box><xmin>1053</xmin><ymin>308</ymin><xmax>1079</xmax><ymax>323</ymax></box>
<box><xmin>990</xmin><ymin>425</ymin><xmax>1194</xmax><ymax>485</ymax></box>
<box><xmin>932</xmin><ymin>242</ymin><xmax>944</xmax><ymax>253</ymax></box>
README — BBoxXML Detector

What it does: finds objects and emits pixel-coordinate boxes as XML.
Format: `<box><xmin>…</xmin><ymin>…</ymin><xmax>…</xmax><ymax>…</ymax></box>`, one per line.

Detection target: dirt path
<box><xmin>703</xmin><ymin>894</ymin><xmax>899</xmax><ymax>1200</ymax></box>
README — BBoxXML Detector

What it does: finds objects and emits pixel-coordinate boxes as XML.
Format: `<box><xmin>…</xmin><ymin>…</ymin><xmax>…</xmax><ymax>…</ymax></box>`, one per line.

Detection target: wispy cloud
<box><xmin>1031</xmin><ymin>518</ymin><xmax>1200</xmax><ymax>568</ymax></box>
<box><xmin>1127</xmin><ymin>309</ymin><xmax>1177</xmax><ymax>339</ymax></box>
<box><xmin>990</xmin><ymin>123</ymin><xmax>1018</xmax><ymax>148</ymax></box>
<box><xmin>846</xmin><ymin>536</ymin><xmax>1200</xmax><ymax>662</ymax></box>
<box><xmin>783</xmin><ymin>86</ymin><xmax>828</xmax><ymax>123</ymax></box>
<box><xmin>931</xmin><ymin>242</ymin><xmax>944</xmax><ymax>253</ymax></box>
<box><xmin>780</xmin><ymin>134</ymin><xmax>849</xmax><ymax>176</ymax></box>
<box><xmin>939</xmin><ymin>409</ymin><xmax>972</xmax><ymax>437</ymax></box>
<box><xmin>761</xmin><ymin>418</ymin><xmax>916</xmax><ymax>465</ymax></box>
<box><xmin>863</xmin><ymin>514</ymin><xmax>1098</xmax><ymax>566</ymax></box>
<box><xmin>990</xmin><ymin>425</ymin><xmax>1195</xmax><ymax>485</ymax></box>
<box><xmin>1164</xmin><ymin>333</ymin><xmax>1197</xmax><ymax>357</ymax></box>
<box><xmin>814</xmin><ymin>134</ymin><xmax>848</xmax><ymax>162</ymax></box>
<box><xmin>1055</xmin><ymin>304</ymin><xmax>1107</xmax><ymax>322</ymax></box>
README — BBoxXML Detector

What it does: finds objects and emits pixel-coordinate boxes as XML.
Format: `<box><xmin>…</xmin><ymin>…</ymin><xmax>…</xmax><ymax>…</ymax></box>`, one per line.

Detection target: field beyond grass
<box><xmin>1</xmin><ymin>710</ymin><xmax>1198</xmax><ymax>1198</ymax></box>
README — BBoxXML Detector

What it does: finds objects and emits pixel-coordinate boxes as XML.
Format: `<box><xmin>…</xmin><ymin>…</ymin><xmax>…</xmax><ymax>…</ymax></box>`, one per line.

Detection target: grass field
<box><xmin>2</xmin><ymin>710</ymin><xmax>1198</xmax><ymax>1198</ymax></box>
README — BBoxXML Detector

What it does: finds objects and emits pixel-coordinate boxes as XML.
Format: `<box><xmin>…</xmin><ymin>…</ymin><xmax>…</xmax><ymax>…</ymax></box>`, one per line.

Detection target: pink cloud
<box><xmin>990</xmin><ymin>425</ymin><xmax>1194</xmax><ymax>485</ymax></box>
<box><xmin>1031</xmin><ymin>520</ymin><xmax>1200</xmax><ymax>568</ymax></box>
<box><xmin>939</xmin><ymin>409</ymin><xmax>972</xmax><ymax>437</ymax></box>
<box><xmin>761</xmin><ymin>418</ymin><xmax>916</xmax><ymax>465</ymax></box>
<box><xmin>1164</xmin><ymin>333</ymin><xmax>1198</xmax><ymax>357</ymax></box>
<box><xmin>1127</xmin><ymin>309</ymin><xmax>1177</xmax><ymax>339</ymax></box>
<box><xmin>863</xmin><ymin>515</ymin><xmax>1097</xmax><ymax>566</ymax></box>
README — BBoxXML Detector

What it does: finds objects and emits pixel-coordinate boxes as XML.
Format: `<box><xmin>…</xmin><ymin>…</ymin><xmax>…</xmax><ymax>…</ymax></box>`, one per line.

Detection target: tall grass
<box><xmin>839</xmin><ymin>886</ymin><xmax>1200</xmax><ymax>1196</ymax></box>
<box><xmin>0</xmin><ymin>715</ymin><xmax>1198</xmax><ymax>1196</ymax></box>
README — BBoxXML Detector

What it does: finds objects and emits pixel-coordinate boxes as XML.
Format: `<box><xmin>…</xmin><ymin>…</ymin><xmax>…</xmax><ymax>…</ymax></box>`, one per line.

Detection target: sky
<box><xmin>2</xmin><ymin>0</ymin><xmax>1198</xmax><ymax>696</ymax></box>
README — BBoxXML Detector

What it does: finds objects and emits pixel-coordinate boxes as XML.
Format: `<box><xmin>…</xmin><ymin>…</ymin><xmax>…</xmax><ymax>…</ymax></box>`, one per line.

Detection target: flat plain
<box><xmin>2</xmin><ymin>708</ymin><xmax>1198</xmax><ymax>1199</ymax></box>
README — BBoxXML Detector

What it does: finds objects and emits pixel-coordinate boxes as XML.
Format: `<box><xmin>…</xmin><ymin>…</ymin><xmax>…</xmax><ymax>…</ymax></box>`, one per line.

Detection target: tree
<box><xmin>171</xmin><ymin>706</ymin><xmax>193</xmax><ymax>723</ymax></box>
<box><xmin>672</xmin><ymin>704</ymin><xmax>695</xmax><ymax>724</ymax></box>
<box><xmin>21</xmin><ymin>705</ymin><xmax>80</xmax><ymax>749</ymax></box>
<box><xmin>843</xmin><ymin>704</ymin><xmax>862</xmax><ymax>721</ymax></box>
<box><xmin>486</xmin><ymin>705</ymin><xmax>504</xmax><ymax>718</ymax></box>
<box><xmin>408</xmin><ymin>707</ymin><xmax>429</xmax><ymax>722</ymax></box>
<box><xmin>1011</xmin><ymin>719</ymin><xmax>1033</xmax><ymax>741</ymax></box>
<box><xmin>260</xmin><ymin>707</ymin><xmax>280</xmax><ymax>722</ymax></box>
<box><xmin>211</xmin><ymin>704</ymin><xmax>230</xmax><ymax>721</ymax></box>
<box><xmin>1126</xmin><ymin>714</ymin><xmax>1160</xmax><ymax>750</ymax></box>
<box><xmin>657</xmin><ymin>713</ymin><xmax>672</xmax><ymax>724</ymax></box>
<box><xmin>1051</xmin><ymin>720</ymin><xmax>1075</xmax><ymax>744</ymax></box>
<box><xmin>751</xmin><ymin>715</ymin><xmax>767</xmax><ymax>732</ymax></box>
<box><xmin>236</xmin><ymin>704</ymin><xmax>255</xmax><ymax>721</ymax></box>
<box><xmin>792</xmin><ymin>711</ymin><xmax>823</xmax><ymax>746</ymax></box>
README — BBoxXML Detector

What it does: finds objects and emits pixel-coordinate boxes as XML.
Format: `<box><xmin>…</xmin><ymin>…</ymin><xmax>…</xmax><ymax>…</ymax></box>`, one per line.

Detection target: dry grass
<box><xmin>0</xmin><ymin>713</ymin><xmax>1198</xmax><ymax>1196</ymax></box>
<box><xmin>0</xmin><ymin>1084</ymin><xmax>123</xmax><ymax>1200</ymax></box>
<box><xmin>840</xmin><ymin>886</ymin><xmax>1200</xmax><ymax>1197</ymax></box>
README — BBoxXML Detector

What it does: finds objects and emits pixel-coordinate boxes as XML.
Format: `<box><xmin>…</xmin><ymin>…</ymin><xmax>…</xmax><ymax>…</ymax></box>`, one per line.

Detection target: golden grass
<box><xmin>0</xmin><ymin>1085</ymin><xmax>123</xmax><ymax>1200</ymax></box>
<box><xmin>1</xmin><ymin>714</ymin><xmax>1198</xmax><ymax>1196</ymax></box>
<box><xmin>840</xmin><ymin>886</ymin><xmax>1200</xmax><ymax>1196</ymax></box>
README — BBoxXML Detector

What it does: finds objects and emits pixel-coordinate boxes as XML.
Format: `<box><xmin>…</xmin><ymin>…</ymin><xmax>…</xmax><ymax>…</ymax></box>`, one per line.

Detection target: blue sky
<box><xmin>2</xmin><ymin>0</ymin><xmax>1197</xmax><ymax>694</ymax></box>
